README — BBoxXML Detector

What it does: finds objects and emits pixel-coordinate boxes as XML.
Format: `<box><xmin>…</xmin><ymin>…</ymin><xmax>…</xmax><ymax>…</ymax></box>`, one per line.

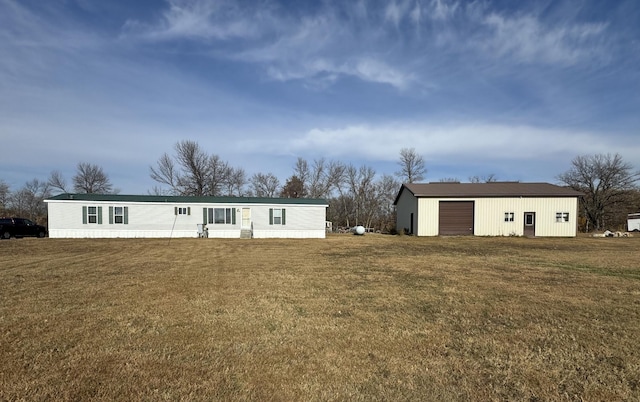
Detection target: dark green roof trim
<box><xmin>46</xmin><ymin>193</ymin><xmax>328</xmax><ymax>205</ymax></box>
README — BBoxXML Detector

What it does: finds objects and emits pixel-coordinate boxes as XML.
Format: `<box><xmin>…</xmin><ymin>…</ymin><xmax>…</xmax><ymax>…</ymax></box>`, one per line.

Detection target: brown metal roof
<box><xmin>394</xmin><ymin>182</ymin><xmax>582</xmax><ymax>204</ymax></box>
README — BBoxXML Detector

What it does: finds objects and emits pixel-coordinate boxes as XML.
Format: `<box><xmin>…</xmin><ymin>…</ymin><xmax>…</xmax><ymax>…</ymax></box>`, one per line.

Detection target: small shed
<box><xmin>394</xmin><ymin>182</ymin><xmax>582</xmax><ymax>237</ymax></box>
<box><xmin>628</xmin><ymin>213</ymin><xmax>640</xmax><ymax>232</ymax></box>
<box><xmin>45</xmin><ymin>193</ymin><xmax>328</xmax><ymax>239</ymax></box>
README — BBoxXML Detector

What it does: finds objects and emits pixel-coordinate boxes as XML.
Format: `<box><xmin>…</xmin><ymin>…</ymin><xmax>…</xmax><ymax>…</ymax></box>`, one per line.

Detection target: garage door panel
<box><xmin>439</xmin><ymin>201</ymin><xmax>474</xmax><ymax>235</ymax></box>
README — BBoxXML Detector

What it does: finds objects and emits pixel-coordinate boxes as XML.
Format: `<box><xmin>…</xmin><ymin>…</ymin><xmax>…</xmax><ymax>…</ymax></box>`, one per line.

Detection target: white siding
<box><xmin>46</xmin><ymin>200</ymin><xmax>327</xmax><ymax>239</ymax></box>
<box><xmin>250</xmin><ymin>204</ymin><xmax>327</xmax><ymax>239</ymax></box>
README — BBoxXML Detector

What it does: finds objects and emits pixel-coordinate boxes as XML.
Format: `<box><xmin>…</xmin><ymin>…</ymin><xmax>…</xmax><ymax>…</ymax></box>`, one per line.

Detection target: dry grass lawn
<box><xmin>1</xmin><ymin>235</ymin><xmax>639</xmax><ymax>401</ymax></box>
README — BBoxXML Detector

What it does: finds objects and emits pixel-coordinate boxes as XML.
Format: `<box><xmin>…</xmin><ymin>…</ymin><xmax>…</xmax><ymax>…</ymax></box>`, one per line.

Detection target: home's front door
<box><xmin>524</xmin><ymin>212</ymin><xmax>536</xmax><ymax>237</ymax></box>
<box><xmin>242</xmin><ymin>208</ymin><xmax>251</xmax><ymax>229</ymax></box>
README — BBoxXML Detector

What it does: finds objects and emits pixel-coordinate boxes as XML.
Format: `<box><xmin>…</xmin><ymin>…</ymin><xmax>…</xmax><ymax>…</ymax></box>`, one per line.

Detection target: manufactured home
<box><xmin>394</xmin><ymin>182</ymin><xmax>582</xmax><ymax>237</ymax></box>
<box><xmin>45</xmin><ymin>193</ymin><xmax>328</xmax><ymax>239</ymax></box>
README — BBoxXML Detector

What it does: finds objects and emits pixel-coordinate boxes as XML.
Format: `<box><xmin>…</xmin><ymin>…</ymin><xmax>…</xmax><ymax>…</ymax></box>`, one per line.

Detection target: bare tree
<box><xmin>48</xmin><ymin>170</ymin><xmax>69</xmax><ymax>193</ymax></box>
<box><xmin>9</xmin><ymin>179</ymin><xmax>50</xmax><ymax>222</ymax></box>
<box><xmin>439</xmin><ymin>177</ymin><xmax>460</xmax><ymax>183</ymax></box>
<box><xmin>395</xmin><ymin>147</ymin><xmax>426</xmax><ymax>183</ymax></box>
<box><xmin>205</xmin><ymin>154</ymin><xmax>231</xmax><ymax>196</ymax></box>
<box><xmin>557</xmin><ymin>153</ymin><xmax>639</xmax><ymax>231</ymax></box>
<box><xmin>151</xmin><ymin>140</ymin><xmax>247</xmax><ymax>196</ymax></box>
<box><xmin>293</xmin><ymin>157</ymin><xmax>345</xmax><ymax>199</ymax></box>
<box><xmin>308</xmin><ymin>158</ymin><xmax>346</xmax><ymax>198</ymax></box>
<box><xmin>250</xmin><ymin>173</ymin><xmax>280</xmax><ymax>197</ymax></box>
<box><xmin>328</xmin><ymin>168</ymin><xmax>400</xmax><ymax>232</ymax></box>
<box><xmin>174</xmin><ymin>140</ymin><xmax>210</xmax><ymax>196</ymax></box>
<box><xmin>73</xmin><ymin>162</ymin><xmax>113</xmax><ymax>194</ymax></box>
<box><xmin>149</xmin><ymin>153</ymin><xmax>178</xmax><ymax>194</ymax></box>
<box><xmin>224</xmin><ymin>166</ymin><xmax>247</xmax><ymax>196</ymax></box>
<box><xmin>469</xmin><ymin>174</ymin><xmax>497</xmax><ymax>183</ymax></box>
<box><xmin>346</xmin><ymin>164</ymin><xmax>377</xmax><ymax>227</ymax></box>
<box><xmin>375</xmin><ymin>174</ymin><xmax>400</xmax><ymax>232</ymax></box>
<box><xmin>0</xmin><ymin>179</ymin><xmax>10</xmax><ymax>215</ymax></box>
<box><xmin>293</xmin><ymin>158</ymin><xmax>310</xmax><ymax>188</ymax></box>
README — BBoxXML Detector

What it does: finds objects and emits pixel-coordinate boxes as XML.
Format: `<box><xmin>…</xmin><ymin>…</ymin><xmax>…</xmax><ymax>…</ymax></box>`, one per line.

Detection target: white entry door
<box><xmin>242</xmin><ymin>208</ymin><xmax>251</xmax><ymax>229</ymax></box>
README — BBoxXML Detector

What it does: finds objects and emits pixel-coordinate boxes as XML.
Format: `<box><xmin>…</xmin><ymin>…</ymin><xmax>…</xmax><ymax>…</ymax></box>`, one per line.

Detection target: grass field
<box><xmin>1</xmin><ymin>235</ymin><xmax>639</xmax><ymax>401</ymax></box>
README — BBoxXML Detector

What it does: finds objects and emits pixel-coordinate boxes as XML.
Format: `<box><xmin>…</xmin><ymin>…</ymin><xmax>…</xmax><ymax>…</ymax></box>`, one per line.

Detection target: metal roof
<box><xmin>46</xmin><ymin>193</ymin><xmax>328</xmax><ymax>205</ymax></box>
<box><xmin>394</xmin><ymin>182</ymin><xmax>582</xmax><ymax>204</ymax></box>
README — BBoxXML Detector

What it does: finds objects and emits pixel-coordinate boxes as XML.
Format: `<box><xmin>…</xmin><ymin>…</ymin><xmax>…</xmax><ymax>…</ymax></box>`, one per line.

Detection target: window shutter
<box><xmin>97</xmin><ymin>206</ymin><xmax>103</xmax><ymax>224</ymax></box>
<box><xmin>109</xmin><ymin>206</ymin><xmax>114</xmax><ymax>224</ymax></box>
<box><xmin>188</xmin><ymin>207</ymin><xmax>191</xmax><ymax>216</ymax></box>
<box><xmin>232</xmin><ymin>208</ymin><xmax>236</xmax><ymax>225</ymax></box>
<box><xmin>124</xmin><ymin>207</ymin><xmax>129</xmax><ymax>224</ymax></box>
<box><xmin>269</xmin><ymin>208</ymin><xmax>273</xmax><ymax>225</ymax></box>
<box><xmin>174</xmin><ymin>207</ymin><xmax>178</xmax><ymax>215</ymax></box>
<box><xmin>282</xmin><ymin>209</ymin><xmax>286</xmax><ymax>225</ymax></box>
<box><xmin>82</xmin><ymin>206</ymin><xmax>87</xmax><ymax>224</ymax></box>
<box><xmin>203</xmin><ymin>208</ymin><xmax>207</xmax><ymax>224</ymax></box>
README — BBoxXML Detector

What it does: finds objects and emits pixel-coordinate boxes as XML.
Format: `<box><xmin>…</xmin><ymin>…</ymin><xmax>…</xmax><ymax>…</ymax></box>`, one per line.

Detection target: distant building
<box><xmin>628</xmin><ymin>213</ymin><xmax>640</xmax><ymax>232</ymax></box>
<box><xmin>394</xmin><ymin>182</ymin><xmax>582</xmax><ymax>237</ymax></box>
<box><xmin>45</xmin><ymin>193</ymin><xmax>328</xmax><ymax>239</ymax></box>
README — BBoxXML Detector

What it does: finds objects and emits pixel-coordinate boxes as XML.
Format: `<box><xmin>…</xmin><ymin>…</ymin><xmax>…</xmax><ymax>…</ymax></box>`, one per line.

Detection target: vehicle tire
<box><xmin>2</xmin><ymin>231</ymin><xmax>10</xmax><ymax>239</ymax></box>
<box><xmin>38</xmin><ymin>231</ymin><xmax>46</xmax><ymax>238</ymax></box>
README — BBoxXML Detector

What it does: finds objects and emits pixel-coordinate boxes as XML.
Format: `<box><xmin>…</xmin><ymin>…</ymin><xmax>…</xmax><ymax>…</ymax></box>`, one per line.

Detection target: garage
<box><xmin>439</xmin><ymin>201</ymin><xmax>474</xmax><ymax>235</ymax></box>
<box><xmin>395</xmin><ymin>182</ymin><xmax>581</xmax><ymax>237</ymax></box>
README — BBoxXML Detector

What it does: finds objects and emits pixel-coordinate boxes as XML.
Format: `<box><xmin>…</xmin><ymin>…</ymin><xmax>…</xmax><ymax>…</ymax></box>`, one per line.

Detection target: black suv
<box><xmin>0</xmin><ymin>217</ymin><xmax>48</xmax><ymax>239</ymax></box>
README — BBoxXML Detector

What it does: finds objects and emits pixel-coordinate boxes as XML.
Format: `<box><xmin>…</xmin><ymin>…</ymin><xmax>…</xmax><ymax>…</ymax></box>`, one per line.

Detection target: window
<box><xmin>273</xmin><ymin>208</ymin><xmax>282</xmax><ymax>225</ymax></box>
<box><xmin>208</xmin><ymin>208</ymin><xmax>235</xmax><ymax>224</ymax></box>
<box><xmin>114</xmin><ymin>207</ymin><xmax>124</xmax><ymax>223</ymax></box>
<box><xmin>269</xmin><ymin>208</ymin><xmax>286</xmax><ymax>225</ymax></box>
<box><xmin>88</xmin><ymin>207</ymin><xmax>98</xmax><ymax>223</ymax></box>
<box><xmin>504</xmin><ymin>212</ymin><xmax>514</xmax><ymax>222</ymax></box>
<box><xmin>82</xmin><ymin>206</ymin><xmax>102</xmax><ymax>224</ymax></box>
<box><xmin>556</xmin><ymin>212</ymin><xmax>569</xmax><ymax>223</ymax></box>
<box><xmin>109</xmin><ymin>206</ymin><xmax>128</xmax><ymax>224</ymax></box>
<box><xmin>175</xmin><ymin>207</ymin><xmax>190</xmax><ymax>215</ymax></box>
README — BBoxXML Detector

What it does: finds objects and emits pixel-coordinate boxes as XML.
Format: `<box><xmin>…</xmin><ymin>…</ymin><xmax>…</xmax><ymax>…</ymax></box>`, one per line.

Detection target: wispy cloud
<box><xmin>282</xmin><ymin>122</ymin><xmax>626</xmax><ymax>163</ymax></box>
<box><xmin>122</xmin><ymin>0</ymin><xmax>268</xmax><ymax>40</ymax></box>
<box><xmin>477</xmin><ymin>13</ymin><xmax>608</xmax><ymax>65</ymax></box>
<box><xmin>429</xmin><ymin>0</ymin><xmax>459</xmax><ymax>21</ymax></box>
<box><xmin>121</xmin><ymin>0</ymin><xmax>611</xmax><ymax>92</ymax></box>
<box><xmin>1</xmin><ymin>0</ymin><xmax>636</xmax><ymax>192</ymax></box>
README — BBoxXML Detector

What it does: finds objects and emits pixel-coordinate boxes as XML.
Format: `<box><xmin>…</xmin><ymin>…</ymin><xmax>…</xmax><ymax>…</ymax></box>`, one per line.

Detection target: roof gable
<box><xmin>394</xmin><ymin>182</ymin><xmax>582</xmax><ymax>204</ymax></box>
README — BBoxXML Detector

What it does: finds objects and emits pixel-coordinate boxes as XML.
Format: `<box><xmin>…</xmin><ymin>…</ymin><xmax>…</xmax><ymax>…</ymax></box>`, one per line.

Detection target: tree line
<box><xmin>1</xmin><ymin>140</ymin><xmax>639</xmax><ymax>232</ymax></box>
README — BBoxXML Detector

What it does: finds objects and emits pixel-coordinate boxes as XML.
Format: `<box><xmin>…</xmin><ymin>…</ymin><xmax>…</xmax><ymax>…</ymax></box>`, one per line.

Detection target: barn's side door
<box><xmin>524</xmin><ymin>212</ymin><xmax>536</xmax><ymax>237</ymax></box>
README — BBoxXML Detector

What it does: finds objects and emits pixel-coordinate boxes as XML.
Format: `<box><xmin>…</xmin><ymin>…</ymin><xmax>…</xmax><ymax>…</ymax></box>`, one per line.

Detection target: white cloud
<box><xmin>277</xmin><ymin>122</ymin><xmax>629</xmax><ymax>164</ymax></box>
<box><xmin>123</xmin><ymin>0</ymin><xmax>268</xmax><ymax>40</ymax></box>
<box><xmin>478</xmin><ymin>13</ymin><xmax>608</xmax><ymax>65</ymax></box>
<box><xmin>429</xmin><ymin>0</ymin><xmax>459</xmax><ymax>21</ymax></box>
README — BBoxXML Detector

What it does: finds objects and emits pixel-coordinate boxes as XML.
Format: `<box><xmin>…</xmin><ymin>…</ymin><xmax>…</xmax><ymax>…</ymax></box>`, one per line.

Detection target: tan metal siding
<box><xmin>474</xmin><ymin>198</ymin><xmax>578</xmax><ymax>237</ymax></box>
<box><xmin>408</xmin><ymin>197</ymin><xmax>578</xmax><ymax>237</ymax></box>
<box><xmin>417</xmin><ymin>198</ymin><xmax>439</xmax><ymax>236</ymax></box>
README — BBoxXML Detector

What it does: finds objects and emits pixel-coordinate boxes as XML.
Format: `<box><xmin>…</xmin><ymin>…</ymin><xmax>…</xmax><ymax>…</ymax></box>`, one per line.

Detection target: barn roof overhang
<box><xmin>393</xmin><ymin>182</ymin><xmax>583</xmax><ymax>205</ymax></box>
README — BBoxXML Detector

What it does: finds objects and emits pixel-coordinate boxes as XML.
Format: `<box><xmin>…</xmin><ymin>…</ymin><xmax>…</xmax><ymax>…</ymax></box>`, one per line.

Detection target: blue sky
<box><xmin>1</xmin><ymin>0</ymin><xmax>639</xmax><ymax>194</ymax></box>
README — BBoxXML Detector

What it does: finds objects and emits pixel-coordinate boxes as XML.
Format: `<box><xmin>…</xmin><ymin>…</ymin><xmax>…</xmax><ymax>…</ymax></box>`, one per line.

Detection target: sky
<box><xmin>1</xmin><ymin>0</ymin><xmax>639</xmax><ymax>194</ymax></box>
